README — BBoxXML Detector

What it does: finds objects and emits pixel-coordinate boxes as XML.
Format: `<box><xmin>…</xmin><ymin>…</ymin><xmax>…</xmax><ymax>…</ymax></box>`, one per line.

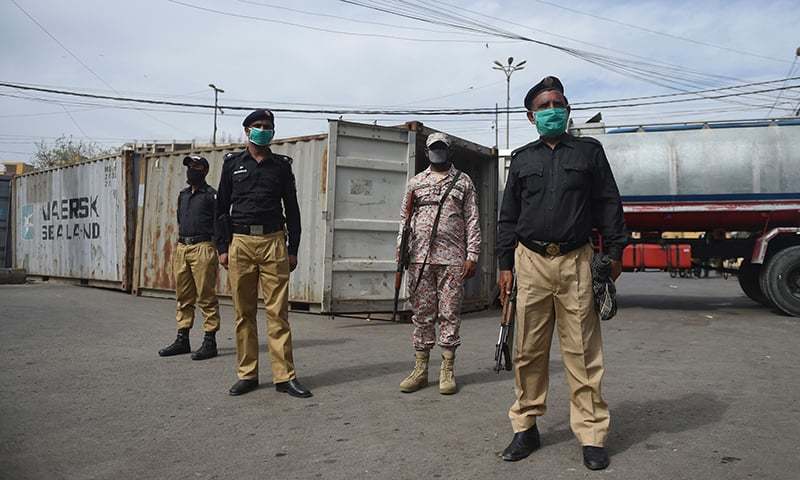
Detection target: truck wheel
<box><xmin>737</xmin><ymin>261</ymin><xmax>771</xmax><ymax>307</ymax></box>
<box><xmin>761</xmin><ymin>245</ymin><xmax>800</xmax><ymax>317</ymax></box>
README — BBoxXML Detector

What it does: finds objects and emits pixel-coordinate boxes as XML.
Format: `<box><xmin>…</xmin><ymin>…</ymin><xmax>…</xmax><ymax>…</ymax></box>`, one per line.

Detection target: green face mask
<box><xmin>534</xmin><ymin>107</ymin><xmax>569</xmax><ymax>138</ymax></box>
<box><xmin>248</xmin><ymin>127</ymin><xmax>274</xmax><ymax>146</ymax></box>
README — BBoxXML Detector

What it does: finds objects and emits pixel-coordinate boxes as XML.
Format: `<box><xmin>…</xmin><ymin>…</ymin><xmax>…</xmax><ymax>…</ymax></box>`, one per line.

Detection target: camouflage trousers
<box><xmin>408</xmin><ymin>263</ymin><xmax>464</xmax><ymax>351</ymax></box>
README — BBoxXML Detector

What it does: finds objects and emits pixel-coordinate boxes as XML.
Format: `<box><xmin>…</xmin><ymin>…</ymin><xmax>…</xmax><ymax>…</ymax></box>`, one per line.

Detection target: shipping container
<box><xmin>134</xmin><ymin>120</ymin><xmax>498</xmax><ymax>314</ymax></box>
<box><xmin>0</xmin><ymin>175</ymin><xmax>11</xmax><ymax>267</ymax></box>
<box><xmin>12</xmin><ymin>151</ymin><xmax>139</xmax><ymax>290</ymax></box>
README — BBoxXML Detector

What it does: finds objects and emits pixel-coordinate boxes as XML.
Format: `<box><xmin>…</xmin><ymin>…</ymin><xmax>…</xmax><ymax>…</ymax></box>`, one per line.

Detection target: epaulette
<box><xmin>224</xmin><ymin>150</ymin><xmax>245</xmax><ymax>163</ymax></box>
<box><xmin>273</xmin><ymin>153</ymin><xmax>293</xmax><ymax>165</ymax></box>
<box><xmin>573</xmin><ymin>134</ymin><xmax>602</xmax><ymax>145</ymax></box>
<box><xmin>511</xmin><ymin>139</ymin><xmax>540</xmax><ymax>157</ymax></box>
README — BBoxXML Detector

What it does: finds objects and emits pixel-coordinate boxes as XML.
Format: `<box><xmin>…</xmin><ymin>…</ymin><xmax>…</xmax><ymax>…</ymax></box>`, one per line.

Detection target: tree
<box><xmin>34</xmin><ymin>135</ymin><xmax>114</xmax><ymax>169</ymax></box>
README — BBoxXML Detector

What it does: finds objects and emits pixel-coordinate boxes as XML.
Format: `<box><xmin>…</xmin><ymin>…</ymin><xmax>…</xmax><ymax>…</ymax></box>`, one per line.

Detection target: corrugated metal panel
<box><xmin>13</xmin><ymin>154</ymin><xmax>134</xmax><ymax>289</ymax></box>
<box><xmin>0</xmin><ymin>176</ymin><xmax>11</xmax><ymax>267</ymax></box>
<box><xmin>134</xmin><ymin>121</ymin><xmax>498</xmax><ymax>314</ymax></box>
<box><xmin>134</xmin><ymin>135</ymin><xmax>329</xmax><ymax>305</ymax></box>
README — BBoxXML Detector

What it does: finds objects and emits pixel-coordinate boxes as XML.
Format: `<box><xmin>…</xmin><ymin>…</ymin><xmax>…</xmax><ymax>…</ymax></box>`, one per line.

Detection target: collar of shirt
<box><xmin>183</xmin><ymin>182</ymin><xmax>210</xmax><ymax>194</ymax></box>
<box><xmin>530</xmin><ymin>133</ymin><xmax>576</xmax><ymax>151</ymax></box>
<box><xmin>422</xmin><ymin>165</ymin><xmax>455</xmax><ymax>183</ymax></box>
<box><xmin>243</xmin><ymin>148</ymin><xmax>275</xmax><ymax>166</ymax></box>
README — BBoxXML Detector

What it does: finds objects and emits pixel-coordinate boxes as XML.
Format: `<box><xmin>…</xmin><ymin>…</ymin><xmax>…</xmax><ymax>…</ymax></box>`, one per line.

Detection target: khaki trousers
<box><xmin>174</xmin><ymin>241</ymin><xmax>220</xmax><ymax>332</ymax></box>
<box><xmin>508</xmin><ymin>243</ymin><xmax>609</xmax><ymax>447</ymax></box>
<box><xmin>228</xmin><ymin>232</ymin><xmax>295</xmax><ymax>383</ymax></box>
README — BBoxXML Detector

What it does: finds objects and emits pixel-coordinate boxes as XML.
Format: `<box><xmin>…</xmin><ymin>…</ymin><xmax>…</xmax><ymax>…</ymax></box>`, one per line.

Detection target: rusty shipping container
<box><xmin>13</xmin><ymin>152</ymin><xmax>139</xmax><ymax>290</ymax></box>
<box><xmin>134</xmin><ymin>120</ymin><xmax>498</xmax><ymax>314</ymax></box>
<box><xmin>0</xmin><ymin>175</ymin><xmax>12</xmax><ymax>267</ymax></box>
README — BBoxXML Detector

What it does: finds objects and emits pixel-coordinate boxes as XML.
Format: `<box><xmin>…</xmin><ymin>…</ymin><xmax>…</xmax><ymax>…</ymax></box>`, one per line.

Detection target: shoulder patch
<box><xmin>224</xmin><ymin>151</ymin><xmax>245</xmax><ymax>162</ymax></box>
<box><xmin>274</xmin><ymin>153</ymin><xmax>293</xmax><ymax>165</ymax></box>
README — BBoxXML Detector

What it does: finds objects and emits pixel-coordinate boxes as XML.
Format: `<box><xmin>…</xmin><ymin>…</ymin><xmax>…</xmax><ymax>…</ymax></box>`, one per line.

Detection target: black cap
<box><xmin>242</xmin><ymin>109</ymin><xmax>275</xmax><ymax>127</ymax></box>
<box><xmin>183</xmin><ymin>155</ymin><xmax>209</xmax><ymax>169</ymax></box>
<box><xmin>524</xmin><ymin>76</ymin><xmax>564</xmax><ymax>110</ymax></box>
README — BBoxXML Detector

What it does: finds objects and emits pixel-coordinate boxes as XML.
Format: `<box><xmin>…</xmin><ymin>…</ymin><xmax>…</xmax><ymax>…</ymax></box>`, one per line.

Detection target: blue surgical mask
<box><xmin>248</xmin><ymin>127</ymin><xmax>274</xmax><ymax>146</ymax></box>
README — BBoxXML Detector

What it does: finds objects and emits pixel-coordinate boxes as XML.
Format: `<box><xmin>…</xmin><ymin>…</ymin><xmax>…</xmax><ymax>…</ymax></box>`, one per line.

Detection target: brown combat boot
<box><xmin>399</xmin><ymin>351</ymin><xmax>429</xmax><ymax>393</ymax></box>
<box><xmin>439</xmin><ymin>349</ymin><xmax>457</xmax><ymax>395</ymax></box>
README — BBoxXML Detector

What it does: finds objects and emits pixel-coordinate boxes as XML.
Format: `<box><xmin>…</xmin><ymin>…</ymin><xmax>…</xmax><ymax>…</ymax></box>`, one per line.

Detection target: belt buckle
<box><xmin>250</xmin><ymin>225</ymin><xmax>264</xmax><ymax>235</ymax></box>
<box><xmin>545</xmin><ymin>243</ymin><xmax>560</xmax><ymax>256</ymax></box>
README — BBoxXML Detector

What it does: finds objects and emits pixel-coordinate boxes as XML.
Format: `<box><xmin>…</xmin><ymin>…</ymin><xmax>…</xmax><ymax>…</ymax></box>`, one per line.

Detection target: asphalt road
<box><xmin>1</xmin><ymin>272</ymin><xmax>798</xmax><ymax>480</ymax></box>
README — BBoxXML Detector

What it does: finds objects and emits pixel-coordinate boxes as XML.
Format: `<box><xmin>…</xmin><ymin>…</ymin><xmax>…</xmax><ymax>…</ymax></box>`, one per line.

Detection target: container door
<box><xmin>323</xmin><ymin>121</ymin><xmax>415</xmax><ymax>313</ymax></box>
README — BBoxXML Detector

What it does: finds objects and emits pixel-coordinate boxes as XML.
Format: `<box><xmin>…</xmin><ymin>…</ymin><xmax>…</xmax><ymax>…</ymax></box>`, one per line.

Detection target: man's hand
<box><xmin>219</xmin><ymin>253</ymin><xmax>229</xmax><ymax>270</ymax></box>
<box><xmin>289</xmin><ymin>255</ymin><xmax>298</xmax><ymax>272</ymax></box>
<box><xmin>498</xmin><ymin>270</ymin><xmax>513</xmax><ymax>306</ymax></box>
<box><xmin>461</xmin><ymin>260</ymin><xmax>477</xmax><ymax>281</ymax></box>
<box><xmin>611</xmin><ymin>260</ymin><xmax>622</xmax><ymax>281</ymax></box>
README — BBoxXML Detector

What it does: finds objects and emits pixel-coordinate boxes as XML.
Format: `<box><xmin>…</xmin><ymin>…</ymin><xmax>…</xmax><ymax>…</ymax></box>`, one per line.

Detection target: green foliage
<box><xmin>34</xmin><ymin>135</ymin><xmax>114</xmax><ymax>169</ymax></box>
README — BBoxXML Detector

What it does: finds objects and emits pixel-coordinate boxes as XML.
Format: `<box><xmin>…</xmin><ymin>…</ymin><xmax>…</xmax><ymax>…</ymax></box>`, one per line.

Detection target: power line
<box><xmin>11</xmin><ymin>0</ymin><xmax>192</xmax><ymax>136</ymax></box>
<box><xmin>531</xmin><ymin>0</ymin><xmax>791</xmax><ymax>65</ymax></box>
<box><xmin>767</xmin><ymin>56</ymin><xmax>799</xmax><ymax>116</ymax></box>
<box><xmin>166</xmin><ymin>0</ymin><xmax>518</xmax><ymax>43</ymax></box>
<box><xmin>2</xmin><ymin>79</ymin><xmax>800</xmax><ymax>115</ymax></box>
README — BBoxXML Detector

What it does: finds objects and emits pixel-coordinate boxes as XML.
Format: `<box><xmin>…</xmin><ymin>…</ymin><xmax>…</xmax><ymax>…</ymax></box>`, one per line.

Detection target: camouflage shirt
<box><xmin>397</xmin><ymin>166</ymin><xmax>481</xmax><ymax>266</ymax></box>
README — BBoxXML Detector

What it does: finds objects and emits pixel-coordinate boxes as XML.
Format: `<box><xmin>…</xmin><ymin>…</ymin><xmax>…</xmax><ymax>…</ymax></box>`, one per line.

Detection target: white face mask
<box><xmin>428</xmin><ymin>149</ymin><xmax>449</xmax><ymax>165</ymax></box>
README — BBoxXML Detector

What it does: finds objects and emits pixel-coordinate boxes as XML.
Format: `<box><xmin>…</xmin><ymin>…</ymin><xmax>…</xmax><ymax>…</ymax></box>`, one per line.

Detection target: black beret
<box><xmin>524</xmin><ymin>76</ymin><xmax>564</xmax><ymax>110</ymax></box>
<box><xmin>242</xmin><ymin>109</ymin><xmax>275</xmax><ymax>127</ymax></box>
<box><xmin>183</xmin><ymin>155</ymin><xmax>209</xmax><ymax>169</ymax></box>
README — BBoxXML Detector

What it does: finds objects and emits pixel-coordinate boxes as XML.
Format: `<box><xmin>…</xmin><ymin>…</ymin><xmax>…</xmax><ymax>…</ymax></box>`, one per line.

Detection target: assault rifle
<box><xmin>392</xmin><ymin>191</ymin><xmax>414</xmax><ymax>321</ymax></box>
<box><xmin>494</xmin><ymin>277</ymin><xmax>516</xmax><ymax>373</ymax></box>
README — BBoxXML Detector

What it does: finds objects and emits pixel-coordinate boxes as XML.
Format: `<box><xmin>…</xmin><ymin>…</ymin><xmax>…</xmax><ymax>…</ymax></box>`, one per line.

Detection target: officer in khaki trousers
<box><xmin>216</xmin><ymin>109</ymin><xmax>312</xmax><ymax>398</ymax></box>
<box><xmin>497</xmin><ymin>76</ymin><xmax>627</xmax><ymax>470</ymax></box>
<box><xmin>159</xmin><ymin>155</ymin><xmax>221</xmax><ymax>360</ymax></box>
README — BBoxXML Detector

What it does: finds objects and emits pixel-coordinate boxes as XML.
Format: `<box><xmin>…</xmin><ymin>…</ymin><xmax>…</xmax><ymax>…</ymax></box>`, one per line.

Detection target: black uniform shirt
<box><xmin>216</xmin><ymin>149</ymin><xmax>301</xmax><ymax>255</ymax></box>
<box><xmin>497</xmin><ymin>134</ymin><xmax>628</xmax><ymax>270</ymax></box>
<box><xmin>177</xmin><ymin>182</ymin><xmax>217</xmax><ymax>239</ymax></box>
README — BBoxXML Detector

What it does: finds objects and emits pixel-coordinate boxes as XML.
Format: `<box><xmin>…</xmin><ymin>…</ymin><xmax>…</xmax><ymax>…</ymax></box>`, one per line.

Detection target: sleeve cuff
<box><xmin>498</xmin><ymin>254</ymin><xmax>514</xmax><ymax>271</ymax></box>
<box><xmin>607</xmin><ymin>245</ymin><xmax>623</xmax><ymax>261</ymax></box>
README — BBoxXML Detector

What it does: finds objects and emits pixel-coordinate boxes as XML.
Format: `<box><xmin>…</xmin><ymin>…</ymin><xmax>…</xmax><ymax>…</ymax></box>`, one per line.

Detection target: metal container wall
<box><xmin>133</xmin><ymin>134</ymin><xmax>329</xmax><ymax>305</ymax></box>
<box><xmin>0</xmin><ymin>175</ymin><xmax>11</xmax><ymax>267</ymax></box>
<box><xmin>594</xmin><ymin>123</ymin><xmax>800</xmax><ymax>197</ymax></box>
<box><xmin>500</xmin><ymin>123</ymin><xmax>800</xmax><ymax>198</ymax></box>
<box><xmin>134</xmin><ymin>120</ymin><xmax>498</xmax><ymax>314</ymax></box>
<box><xmin>12</xmin><ymin>153</ymin><xmax>135</xmax><ymax>289</ymax></box>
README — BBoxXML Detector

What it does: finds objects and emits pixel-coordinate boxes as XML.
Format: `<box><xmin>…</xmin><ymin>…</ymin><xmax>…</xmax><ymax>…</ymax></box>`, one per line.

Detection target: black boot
<box><xmin>158</xmin><ymin>329</ymin><xmax>190</xmax><ymax>357</ymax></box>
<box><xmin>191</xmin><ymin>332</ymin><xmax>217</xmax><ymax>360</ymax></box>
<box><xmin>501</xmin><ymin>425</ymin><xmax>541</xmax><ymax>461</ymax></box>
<box><xmin>582</xmin><ymin>446</ymin><xmax>609</xmax><ymax>470</ymax></box>
<box><xmin>275</xmin><ymin>378</ymin><xmax>313</xmax><ymax>398</ymax></box>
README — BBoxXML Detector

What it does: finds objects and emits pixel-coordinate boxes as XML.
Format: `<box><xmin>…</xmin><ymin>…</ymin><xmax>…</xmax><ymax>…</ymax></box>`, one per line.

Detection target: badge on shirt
<box><xmin>233</xmin><ymin>167</ymin><xmax>248</xmax><ymax>176</ymax></box>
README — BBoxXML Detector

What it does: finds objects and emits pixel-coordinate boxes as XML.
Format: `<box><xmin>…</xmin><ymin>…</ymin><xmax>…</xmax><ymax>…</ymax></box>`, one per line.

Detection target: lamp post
<box><xmin>208</xmin><ymin>83</ymin><xmax>224</xmax><ymax>146</ymax></box>
<box><xmin>493</xmin><ymin>57</ymin><xmax>526</xmax><ymax>149</ymax></box>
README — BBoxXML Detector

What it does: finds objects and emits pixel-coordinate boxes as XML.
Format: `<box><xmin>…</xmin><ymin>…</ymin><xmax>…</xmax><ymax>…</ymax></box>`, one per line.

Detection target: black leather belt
<box><xmin>232</xmin><ymin>223</ymin><xmax>282</xmax><ymax>235</ymax></box>
<box><xmin>522</xmin><ymin>239</ymin><xmax>587</xmax><ymax>257</ymax></box>
<box><xmin>178</xmin><ymin>235</ymin><xmax>212</xmax><ymax>245</ymax></box>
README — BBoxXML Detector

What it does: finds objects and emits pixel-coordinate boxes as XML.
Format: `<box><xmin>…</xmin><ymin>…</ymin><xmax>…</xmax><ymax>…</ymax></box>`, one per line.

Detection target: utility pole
<box><xmin>493</xmin><ymin>57</ymin><xmax>526</xmax><ymax>149</ymax></box>
<box><xmin>208</xmin><ymin>83</ymin><xmax>224</xmax><ymax>146</ymax></box>
<box><xmin>494</xmin><ymin>103</ymin><xmax>499</xmax><ymax>148</ymax></box>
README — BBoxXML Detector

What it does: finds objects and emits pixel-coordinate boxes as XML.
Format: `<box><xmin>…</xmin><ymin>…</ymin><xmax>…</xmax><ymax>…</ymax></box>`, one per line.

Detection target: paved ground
<box><xmin>1</xmin><ymin>272</ymin><xmax>798</xmax><ymax>480</ymax></box>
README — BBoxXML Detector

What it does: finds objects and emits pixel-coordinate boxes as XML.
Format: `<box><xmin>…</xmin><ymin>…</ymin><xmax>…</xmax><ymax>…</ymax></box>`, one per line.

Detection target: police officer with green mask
<box><xmin>496</xmin><ymin>76</ymin><xmax>628</xmax><ymax>470</ymax></box>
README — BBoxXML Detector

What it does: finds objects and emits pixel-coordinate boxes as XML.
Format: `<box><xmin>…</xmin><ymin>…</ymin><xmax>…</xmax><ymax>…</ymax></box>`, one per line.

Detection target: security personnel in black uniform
<box><xmin>216</xmin><ymin>109</ymin><xmax>312</xmax><ymax>398</ymax></box>
<box><xmin>159</xmin><ymin>155</ymin><xmax>221</xmax><ymax>360</ymax></box>
<box><xmin>497</xmin><ymin>76</ymin><xmax>627</xmax><ymax>471</ymax></box>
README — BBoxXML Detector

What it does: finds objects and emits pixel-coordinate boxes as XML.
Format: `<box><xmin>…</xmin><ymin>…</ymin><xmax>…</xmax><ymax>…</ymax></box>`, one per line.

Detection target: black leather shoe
<box><xmin>583</xmin><ymin>446</ymin><xmax>610</xmax><ymax>470</ymax></box>
<box><xmin>158</xmin><ymin>329</ymin><xmax>190</xmax><ymax>357</ymax></box>
<box><xmin>275</xmin><ymin>378</ymin><xmax>313</xmax><ymax>398</ymax></box>
<box><xmin>191</xmin><ymin>332</ymin><xmax>217</xmax><ymax>360</ymax></box>
<box><xmin>229</xmin><ymin>379</ymin><xmax>259</xmax><ymax>396</ymax></box>
<box><xmin>501</xmin><ymin>425</ymin><xmax>541</xmax><ymax>461</ymax></box>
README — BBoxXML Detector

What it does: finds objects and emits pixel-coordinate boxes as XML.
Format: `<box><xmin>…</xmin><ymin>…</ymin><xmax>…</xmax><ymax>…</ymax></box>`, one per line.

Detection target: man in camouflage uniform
<box><xmin>397</xmin><ymin>132</ymin><xmax>481</xmax><ymax>395</ymax></box>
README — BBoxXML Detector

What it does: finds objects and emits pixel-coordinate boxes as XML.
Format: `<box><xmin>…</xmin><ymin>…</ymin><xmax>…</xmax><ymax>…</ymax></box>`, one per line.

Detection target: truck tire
<box><xmin>761</xmin><ymin>245</ymin><xmax>800</xmax><ymax>317</ymax></box>
<box><xmin>737</xmin><ymin>261</ymin><xmax>771</xmax><ymax>307</ymax></box>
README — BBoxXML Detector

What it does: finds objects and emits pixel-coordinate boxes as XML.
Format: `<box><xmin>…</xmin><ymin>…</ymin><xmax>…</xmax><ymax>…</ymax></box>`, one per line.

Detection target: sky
<box><xmin>1</xmin><ymin>0</ymin><xmax>798</xmax><ymax>162</ymax></box>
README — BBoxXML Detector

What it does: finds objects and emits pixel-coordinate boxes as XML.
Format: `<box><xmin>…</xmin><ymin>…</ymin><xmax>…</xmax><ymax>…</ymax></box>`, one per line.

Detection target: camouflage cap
<box><xmin>426</xmin><ymin>132</ymin><xmax>450</xmax><ymax>148</ymax></box>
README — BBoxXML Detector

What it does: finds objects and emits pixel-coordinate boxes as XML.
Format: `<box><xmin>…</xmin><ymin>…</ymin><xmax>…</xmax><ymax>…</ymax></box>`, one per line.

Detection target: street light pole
<box><xmin>493</xmin><ymin>57</ymin><xmax>526</xmax><ymax>149</ymax></box>
<box><xmin>208</xmin><ymin>83</ymin><xmax>224</xmax><ymax>146</ymax></box>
